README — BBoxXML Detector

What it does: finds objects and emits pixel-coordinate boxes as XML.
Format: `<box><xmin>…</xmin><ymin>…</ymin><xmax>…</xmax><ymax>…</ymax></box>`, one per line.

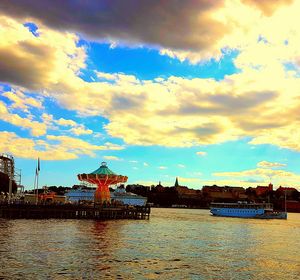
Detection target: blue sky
<box><xmin>1</xmin><ymin>0</ymin><xmax>300</xmax><ymax>190</ymax></box>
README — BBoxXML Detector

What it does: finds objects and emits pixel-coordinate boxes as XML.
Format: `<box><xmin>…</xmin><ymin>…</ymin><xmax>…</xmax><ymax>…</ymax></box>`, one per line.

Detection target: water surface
<box><xmin>0</xmin><ymin>208</ymin><xmax>299</xmax><ymax>279</ymax></box>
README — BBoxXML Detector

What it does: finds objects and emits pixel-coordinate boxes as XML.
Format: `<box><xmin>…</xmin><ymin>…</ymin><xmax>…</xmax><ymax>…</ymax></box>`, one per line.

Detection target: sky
<box><xmin>1</xmin><ymin>0</ymin><xmax>300</xmax><ymax>190</ymax></box>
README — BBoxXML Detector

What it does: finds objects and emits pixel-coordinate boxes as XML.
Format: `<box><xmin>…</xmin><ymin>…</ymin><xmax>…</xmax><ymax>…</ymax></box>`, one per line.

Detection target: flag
<box><xmin>37</xmin><ymin>158</ymin><xmax>40</xmax><ymax>172</ymax></box>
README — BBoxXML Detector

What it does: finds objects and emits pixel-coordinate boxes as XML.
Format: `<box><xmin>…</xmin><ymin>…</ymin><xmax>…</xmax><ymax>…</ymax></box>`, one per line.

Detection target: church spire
<box><xmin>175</xmin><ymin>177</ymin><xmax>179</xmax><ymax>188</ymax></box>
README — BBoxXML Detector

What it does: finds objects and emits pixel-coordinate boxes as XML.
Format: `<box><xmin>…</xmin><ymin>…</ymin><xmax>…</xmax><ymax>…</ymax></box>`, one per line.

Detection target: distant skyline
<box><xmin>1</xmin><ymin>1</ymin><xmax>300</xmax><ymax>189</ymax></box>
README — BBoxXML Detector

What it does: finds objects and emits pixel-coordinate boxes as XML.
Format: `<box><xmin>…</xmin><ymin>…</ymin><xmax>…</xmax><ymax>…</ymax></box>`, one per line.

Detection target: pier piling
<box><xmin>0</xmin><ymin>203</ymin><xmax>150</xmax><ymax>220</ymax></box>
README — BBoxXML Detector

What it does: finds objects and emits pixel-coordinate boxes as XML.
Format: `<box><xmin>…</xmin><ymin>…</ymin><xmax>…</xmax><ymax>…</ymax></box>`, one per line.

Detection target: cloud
<box><xmin>0</xmin><ymin>0</ymin><xmax>294</xmax><ymax>63</ymax></box>
<box><xmin>0</xmin><ymin>15</ymin><xmax>86</xmax><ymax>90</ymax></box>
<box><xmin>3</xmin><ymin>90</ymin><xmax>43</xmax><ymax>111</ymax></box>
<box><xmin>103</xmin><ymin>142</ymin><xmax>124</xmax><ymax>151</ymax></box>
<box><xmin>56</xmin><ymin>118</ymin><xmax>77</xmax><ymax>127</ymax></box>
<box><xmin>257</xmin><ymin>161</ymin><xmax>287</xmax><ymax>168</ymax></box>
<box><xmin>69</xmin><ymin>126</ymin><xmax>93</xmax><ymax>136</ymax></box>
<box><xmin>177</xmin><ymin>164</ymin><xmax>185</xmax><ymax>168</ymax></box>
<box><xmin>0</xmin><ymin>90</ymin><xmax>94</xmax><ymax>138</ymax></box>
<box><xmin>241</xmin><ymin>0</ymin><xmax>293</xmax><ymax>15</ymax></box>
<box><xmin>178</xmin><ymin>176</ymin><xmax>202</xmax><ymax>184</ymax></box>
<box><xmin>0</xmin><ymin>131</ymin><xmax>123</xmax><ymax>160</ymax></box>
<box><xmin>159</xmin><ymin>166</ymin><xmax>167</xmax><ymax>170</ymax></box>
<box><xmin>0</xmin><ymin>100</ymin><xmax>46</xmax><ymax>136</ymax></box>
<box><xmin>196</xmin><ymin>151</ymin><xmax>207</xmax><ymax>156</ymax></box>
<box><xmin>103</xmin><ymin>155</ymin><xmax>121</xmax><ymax>161</ymax></box>
<box><xmin>248</xmin><ymin>124</ymin><xmax>300</xmax><ymax>151</ymax></box>
<box><xmin>143</xmin><ymin>162</ymin><xmax>149</xmax><ymax>167</ymax></box>
<box><xmin>46</xmin><ymin>135</ymin><xmax>123</xmax><ymax>157</ymax></box>
<box><xmin>54</xmin><ymin>117</ymin><xmax>93</xmax><ymax>136</ymax></box>
<box><xmin>2</xmin><ymin>2</ymin><xmax>300</xmax><ymax>151</ymax></box>
<box><xmin>213</xmin><ymin>164</ymin><xmax>300</xmax><ymax>187</ymax></box>
<box><xmin>0</xmin><ymin>0</ymin><xmax>228</xmax><ymax>62</ymax></box>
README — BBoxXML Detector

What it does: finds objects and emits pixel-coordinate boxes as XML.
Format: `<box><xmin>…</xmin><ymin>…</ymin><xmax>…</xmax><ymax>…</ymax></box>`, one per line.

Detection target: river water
<box><xmin>0</xmin><ymin>208</ymin><xmax>299</xmax><ymax>279</ymax></box>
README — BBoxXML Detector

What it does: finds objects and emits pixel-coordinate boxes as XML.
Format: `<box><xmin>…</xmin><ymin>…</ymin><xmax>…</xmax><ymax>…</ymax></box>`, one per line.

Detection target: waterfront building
<box><xmin>65</xmin><ymin>186</ymin><xmax>147</xmax><ymax>206</ymax></box>
<box><xmin>255</xmin><ymin>183</ymin><xmax>273</xmax><ymax>196</ymax></box>
<box><xmin>24</xmin><ymin>192</ymin><xmax>66</xmax><ymax>203</ymax></box>
<box><xmin>111</xmin><ymin>186</ymin><xmax>147</xmax><ymax>206</ymax></box>
<box><xmin>276</xmin><ymin>186</ymin><xmax>297</xmax><ymax>197</ymax></box>
<box><xmin>202</xmin><ymin>185</ymin><xmax>247</xmax><ymax>200</ymax></box>
<box><xmin>65</xmin><ymin>188</ymin><xmax>95</xmax><ymax>202</ymax></box>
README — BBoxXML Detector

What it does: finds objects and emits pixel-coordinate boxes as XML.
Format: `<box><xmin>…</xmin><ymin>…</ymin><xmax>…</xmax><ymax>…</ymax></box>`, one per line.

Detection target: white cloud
<box><xmin>103</xmin><ymin>155</ymin><xmax>122</xmax><ymax>161</ymax></box>
<box><xmin>159</xmin><ymin>166</ymin><xmax>167</xmax><ymax>170</ymax></box>
<box><xmin>257</xmin><ymin>161</ymin><xmax>287</xmax><ymax>168</ymax></box>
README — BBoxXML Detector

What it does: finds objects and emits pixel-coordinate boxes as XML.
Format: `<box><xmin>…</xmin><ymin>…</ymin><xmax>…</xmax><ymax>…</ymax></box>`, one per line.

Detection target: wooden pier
<box><xmin>0</xmin><ymin>203</ymin><xmax>151</xmax><ymax>220</ymax></box>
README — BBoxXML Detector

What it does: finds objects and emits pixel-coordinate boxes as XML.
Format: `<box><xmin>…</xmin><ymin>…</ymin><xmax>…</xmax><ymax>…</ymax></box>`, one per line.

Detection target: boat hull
<box><xmin>210</xmin><ymin>207</ymin><xmax>264</xmax><ymax>218</ymax></box>
<box><xmin>210</xmin><ymin>207</ymin><xmax>287</xmax><ymax>219</ymax></box>
<box><xmin>255</xmin><ymin>212</ymin><xmax>287</xmax><ymax>219</ymax></box>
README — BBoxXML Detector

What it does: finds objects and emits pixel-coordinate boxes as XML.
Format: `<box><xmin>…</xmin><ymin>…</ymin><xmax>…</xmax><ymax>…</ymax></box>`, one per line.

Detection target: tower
<box><xmin>175</xmin><ymin>177</ymin><xmax>179</xmax><ymax>188</ymax></box>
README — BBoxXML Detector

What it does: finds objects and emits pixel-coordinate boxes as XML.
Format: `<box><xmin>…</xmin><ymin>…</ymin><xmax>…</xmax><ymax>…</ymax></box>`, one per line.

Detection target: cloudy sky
<box><xmin>1</xmin><ymin>0</ymin><xmax>300</xmax><ymax>189</ymax></box>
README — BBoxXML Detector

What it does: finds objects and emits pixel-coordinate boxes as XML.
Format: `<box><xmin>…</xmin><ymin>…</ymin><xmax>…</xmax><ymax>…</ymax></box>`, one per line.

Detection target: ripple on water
<box><xmin>0</xmin><ymin>210</ymin><xmax>300</xmax><ymax>279</ymax></box>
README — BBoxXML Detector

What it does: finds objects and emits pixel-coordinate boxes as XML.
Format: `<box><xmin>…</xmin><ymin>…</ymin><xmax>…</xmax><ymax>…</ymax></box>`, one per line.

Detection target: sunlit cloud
<box><xmin>178</xmin><ymin>176</ymin><xmax>202</xmax><ymax>184</ymax></box>
<box><xmin>241</xmin><ymin>0</ymin><xmax>293</xmax><ymax>15</ymax></box>
<box><xmin>103</xmin><ymin>155</ymin><xmax>122</xmax><ymax>161</ymax></box>
<box><xmin>257</xmin><ymin>161</ymin><xmax>287</xmax><ymax>168</ymax></box>
<box><xmin>0</xmin><ymin>100</ymin><xmax>46</xmax><ymax>136</ymax></box>
<box><xmin>213</xmin><ymin>163</ymin><xmax>300</xmax><ymax>187</ymax></box>
<box><xmin>1</xmin><ymin>1</ymin><xmax>300</xmax><ymax>159</ymax></box>
<box><xmin>196</xmin><ymin>151</ymin><xmax>207</xmax><ymax>156</ymax></box>
<box><xmin>69</xmin><ymin>126</ymin><xmax>93</xmax><ymax>136</ymax></box>
<box><xmin>3</xmin><ymin>89</ymin><xmax>43</xmax><ymax>111</ymax></box>
<box><xmin>0</xmin><ymin>131</ymin><xmax>123</xmax><ymax>160</ymax></box>
<box><xmin>56</xmin><ymin>118</ymin><xmax>77</xmax><ymax>127</ymax></box>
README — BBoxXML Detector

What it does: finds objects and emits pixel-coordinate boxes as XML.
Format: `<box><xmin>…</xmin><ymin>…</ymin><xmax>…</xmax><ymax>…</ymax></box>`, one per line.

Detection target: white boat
<box><xmin>210</xmin><ymin>202</ymin><xmax>287</xmax><ymax>219</ymax></box>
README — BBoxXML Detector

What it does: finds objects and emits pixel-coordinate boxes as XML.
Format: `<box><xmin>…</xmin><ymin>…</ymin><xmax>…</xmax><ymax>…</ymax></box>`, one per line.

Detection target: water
<box><xmin>0</xmin><ymin>208</ymin><xmax>299</xmax><ymax>279</ymax></box>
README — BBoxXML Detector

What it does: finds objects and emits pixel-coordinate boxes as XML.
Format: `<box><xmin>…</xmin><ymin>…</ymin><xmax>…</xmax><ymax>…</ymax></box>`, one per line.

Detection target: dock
<box><xmin>0</xmin><ymin>203</ymin><xmax>151</xmax><ymax>220</ymax></box>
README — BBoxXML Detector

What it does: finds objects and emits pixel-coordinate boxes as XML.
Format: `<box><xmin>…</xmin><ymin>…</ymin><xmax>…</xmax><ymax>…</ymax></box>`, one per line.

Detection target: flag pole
<box><xmin>36</xmin><ymin>169</ymin><xmax>39</xmax><ymax>204</ymax></box>
<box><xmin>35</xmin><ymin>158</ymin><xmax>40</xmax><ymax>204</ymax></box>
<box><xmin>33</xmin><ymin>168</ymin><xmax>37</xmax><ymax>204</ymax></box>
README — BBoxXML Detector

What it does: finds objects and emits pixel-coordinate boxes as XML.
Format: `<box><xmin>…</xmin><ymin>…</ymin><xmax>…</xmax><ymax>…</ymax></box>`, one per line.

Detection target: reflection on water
<box><xmin>0</xmin><ymin>208</ymin><xmax>300</xmax><ymax>279</ymax></box>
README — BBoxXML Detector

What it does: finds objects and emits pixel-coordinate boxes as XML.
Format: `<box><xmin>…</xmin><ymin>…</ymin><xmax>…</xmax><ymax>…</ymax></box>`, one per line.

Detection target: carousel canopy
<box><xmin>90</xmin><ymin>162</ymin><xmax>116</xmax><ymax>175</ymax></box>
<box><xmin>77</xmin><ymin>162</ymin><xmax>128</xmax><ymax>185</ymax></box>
